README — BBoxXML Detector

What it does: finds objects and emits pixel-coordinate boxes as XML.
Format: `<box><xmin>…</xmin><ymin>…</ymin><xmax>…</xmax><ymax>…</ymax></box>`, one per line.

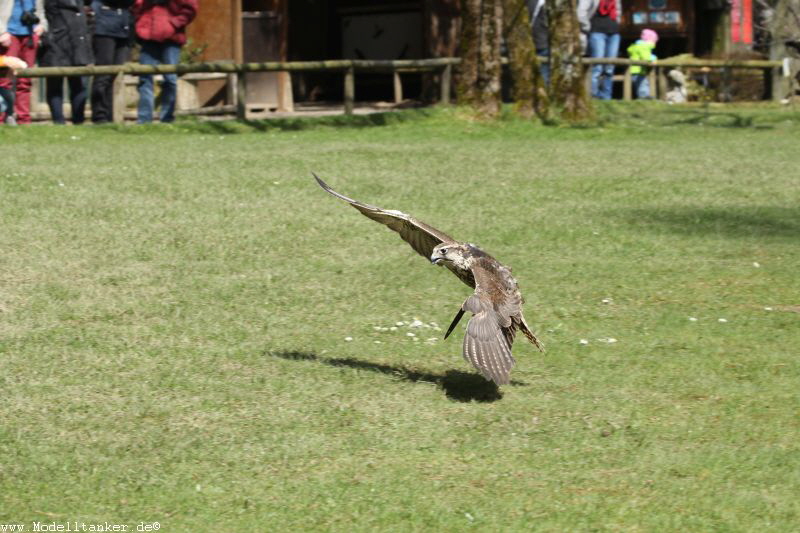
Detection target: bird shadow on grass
<box><xmin>652</xmin><ymin>109</ymin><xmax>773</xmax><ymax>129</ymax></box>
<box><xmin>596</xmin><ymin>102</ymin><xmax>794</xmax><ymax>130</ymax></box>
<box><xmin>268</xmin><ymin>350</ymin><xmax>525</xmax><ymax>403</ymax></box>
<box><xmin>614</xmin><ymin>206</ymin><xmax>800</xmax><ymax>240</ymax></box>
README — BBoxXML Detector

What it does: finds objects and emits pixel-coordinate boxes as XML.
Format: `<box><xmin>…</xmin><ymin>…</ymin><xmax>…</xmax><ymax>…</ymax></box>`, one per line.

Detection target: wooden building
<box><xmin>621</xmin><ymin>0</ymin><xmax>694</xmax><ymax>56</ymax></box>
<box><xmin>187</xmin><ymin>0</ymin><xmax>292</xmax><ymax>110</ymax></box>
<box><xmin>186</xmin><ymin>0</ymin><xmax>460</xmax><ymax>105</ymax></box>
<box><xmin>185</xmin><ymin>0</ymin><xmax>755</xmax><ymax>106</ymax></box>
<box><xmin>621</xmin><ymin>0</ymin><xmax>755</xmax><ymax>57</ymax></box>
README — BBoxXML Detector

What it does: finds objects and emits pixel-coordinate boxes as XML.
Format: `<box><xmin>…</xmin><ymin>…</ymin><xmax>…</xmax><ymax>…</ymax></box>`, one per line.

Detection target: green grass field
<box><xmin>1</xmin><ymin>103</ymin><xmax>799</xmax><ymax>532</ymax></box>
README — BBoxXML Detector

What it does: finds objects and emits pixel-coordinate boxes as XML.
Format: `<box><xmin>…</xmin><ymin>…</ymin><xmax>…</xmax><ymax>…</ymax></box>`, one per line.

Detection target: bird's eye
<box><xmin>440</xmin><ymin>248</ymin><xmax>447</xmax><ymax>254</ymax></box>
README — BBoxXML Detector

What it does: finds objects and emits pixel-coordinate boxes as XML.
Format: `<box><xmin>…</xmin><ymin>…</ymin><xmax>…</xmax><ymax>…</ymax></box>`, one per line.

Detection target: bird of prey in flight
<box><xmin>314</xmin><ymin>174</ymin><xmax>543</xmax><ymax>386</ymax></box>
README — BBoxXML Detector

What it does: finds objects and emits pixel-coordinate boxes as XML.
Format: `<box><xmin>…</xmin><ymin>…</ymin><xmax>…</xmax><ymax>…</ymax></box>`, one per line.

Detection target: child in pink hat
<box><xmin>628</xmin><ymin>29</ymin><xmax>659</xmax><ymax>99</ymax></box>
<box><xmin>641</xmin><ymin>29</ymin><xmax>659</xmax><ymax>44</ymax></box>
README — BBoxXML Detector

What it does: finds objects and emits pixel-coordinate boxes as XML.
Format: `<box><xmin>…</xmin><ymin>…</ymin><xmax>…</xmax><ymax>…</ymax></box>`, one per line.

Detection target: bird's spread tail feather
<box><xmin>519</xmin><ymin>316</ymin><xmax>544</xmax><ymax>352</ymax></box>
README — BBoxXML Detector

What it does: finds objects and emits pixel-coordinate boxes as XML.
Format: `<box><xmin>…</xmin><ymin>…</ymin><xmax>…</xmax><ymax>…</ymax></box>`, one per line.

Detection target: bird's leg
<box><xmin>443</xmin><ymin>308</ymin><xmax>465</xmax><ymax>340</ymax></box>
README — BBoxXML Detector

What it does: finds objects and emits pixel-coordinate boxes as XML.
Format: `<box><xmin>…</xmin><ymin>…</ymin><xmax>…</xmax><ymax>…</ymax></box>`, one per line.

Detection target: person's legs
<box><xmin>635</xmin><ymin>74</ymin><xmax>651</xmax><ymax>99</ymax></box>
<box><xmin>15</xmin><ymin>35</ymin><xmax>38</xmax><ymax>122</ymax></box>
<box><xmin>68</xmin><ymin>76</ymin><xmax>88</xmax><ymax>124</ymax></box>
<box><xmin>113</xmin><ymin>38</ymin><xmax>131</xmax><ymax>65</ymax></box>
<box><xmin>0</xmin><ymin>89</ymin><xmax>7</xmax><ymax>117</ymax></box>
<box><xmin>598</xmin><ymin>32</ymin><xmax>620</xmax><ymax>100</ymax></box>
<box><xmin>536</xmin><ymin>47</ymin><xmax>550</xmax><ymax>86</ymax></box>
<box><xmin>137</xmin><ymin>40</ymin><xmax>160</xmax><ymax>123</ymax></box>
<box><xmin>92</xmin><ymin>35</ymin><xmax>115</xmax><ymax>122</ymax></box>
<box><xmin>5</xmin><ymin>34</ymin><xmax>38</xmax><ymax>123</ymax></box>
<box><xmin>0</xmin><ymin>87</ymin><xmax>14</xmax><ymax>121</ymax></box>
<box><xmin>588</xmin><ymin>32</ymin><xmax>607</xmax><ymax>99</ymax></box>
<box><xmin>0</xmin><ymin>43</ymin><xmax>10</xmax><ymax>122</ymax></box>
<box><xmin>158</xmin><ymin>43</ymin><xmax>181</xmax><ymax>123</ymax></box>
<box><xmin>47</xmin><ymin>76</ymin><xmax>66</xmax><ymax>124</ymax></box>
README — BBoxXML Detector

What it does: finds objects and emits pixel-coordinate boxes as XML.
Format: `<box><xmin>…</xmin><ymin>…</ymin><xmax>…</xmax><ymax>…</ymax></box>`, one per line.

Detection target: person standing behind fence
<box><xmin>0</xmin><ymin>54</ymin><xmax>26</xmax><ymax>119</ymax></box>
<box><xmin>527</xmin><ymin>0</ymin><xmax>549</xmax><ymax>85</ymax></box>
<box><xmin>0</xmin><ymin>0</ymin><xmax>47</xmax><ymax>124</ymax></box>
<box><xmin>132</xmin><ymin>0</ymin><xmax>196</xmax><ymax>124</ymax></box>
<box><xmin>39</xmin><ymin>0</ymin><xmax>93</xmax><ymax>124</ymax></box>
<box><xmin>90</xmin><ymin>0</ymin><xmax>132</xmax><ymax>123</ymax></box>
<box><xmin>578</xmin><ymin>0</ymin><xmax>621</xmax><ymax>100</ymax></box>
<box><xmin>627</xmin><ymin>29</ymin><xmax>658</xmax><ymax>99</ymax></box>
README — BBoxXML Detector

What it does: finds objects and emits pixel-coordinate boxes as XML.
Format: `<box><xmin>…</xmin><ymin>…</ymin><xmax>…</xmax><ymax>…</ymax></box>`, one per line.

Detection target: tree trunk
<box><xmin>766</xmin><ymin>0</ymin><xmax>800</xmax><ymax>100</ymax></box>
<box><xmin>502</xmin><ymin>0</ymin><xmax>550</xmax><ymax>119</ymax></box>
<box><xmin>547</xmin><ymin>0</ymin><xmax>593</xmax><ymax>122</ymax></box>
<box><xmin>457</xmin><ymin>0</ymin><xmax>504</xmax><ymax>117</ymax></box>
<box><xmin>503</xmin><ymin>0</ymin><xmax>535</xmax><ymax>117</ymax></box>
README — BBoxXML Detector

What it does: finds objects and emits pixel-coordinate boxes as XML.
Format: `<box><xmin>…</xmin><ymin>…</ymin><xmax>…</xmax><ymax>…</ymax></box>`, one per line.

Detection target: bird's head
<box><xmin>430</xmin><ymin>243</ymin><xmax>472</xmax><ymax>269</ymax></box>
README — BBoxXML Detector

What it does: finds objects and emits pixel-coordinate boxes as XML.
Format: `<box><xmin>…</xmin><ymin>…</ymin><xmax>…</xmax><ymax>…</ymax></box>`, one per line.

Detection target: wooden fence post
<box><xmin>440</xmin><ymin>63</ymin><xmax>452</xmax><ymax>104</ymax></box>
<box><xmin>785</xmin><ymin>58</ymin><xmax>798</xmax><ymax>100</ymax></box>
<box><xmin>657</xmin><ymin>66</ymin><xmax>667</xmax><ymax>100</ymax></box>
<box><xmin>344</xmin><ymin>66</ymin><xmax>354</xmax><ymax>115</ymax></box>
<box><xmin>774</xmin><ymin>58</ymin><xmax>797</xmax><ymax>102</ymax></box>
<box><xmin>278</xmin><ymin>71</ymin><xmax>294</xmax><ymax>112</ymax></box>
<box><xmin>647</xmin><ymin>68</ymin><xmax>657</xmax><ymax>99</ymax></box>
<box><xmin>236</xmin><ymin>72</ymin><xmax>247</xmax><ymax>120</ymax></box>
<box><xmin>226</xmin><ymin>73</ymin><xmax>236</xmax><ymax>108</ymax></box>
<box><xmin>393</xmin><ymin>70</ymin><xmax>403</xmax><ymax>103</ymax></box>
<box><xmin>623</xmin><ymin>66</ymin><xmax>632</xmax><ymax>100</ymax></box>
<box><xmin>112</xmin><ymin>70</ymin><xmax>126</xmax><ymax>124</ymax></box>
<box><xmin>583</xmin><ymin>63</ymin><xmax>592</xmax><ymax>95</ymax></box>
<box><xmin>721</xmin><ymin>66</ymin><xmax>733</xmax><ymax>102</ymax></box>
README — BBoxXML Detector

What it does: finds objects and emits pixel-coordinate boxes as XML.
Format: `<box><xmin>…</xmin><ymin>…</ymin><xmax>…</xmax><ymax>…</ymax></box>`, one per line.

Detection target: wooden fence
<box><xmin>13</xmin><ymin>56</ymin><xmax>792</xmax><ymax>124</ymax></box>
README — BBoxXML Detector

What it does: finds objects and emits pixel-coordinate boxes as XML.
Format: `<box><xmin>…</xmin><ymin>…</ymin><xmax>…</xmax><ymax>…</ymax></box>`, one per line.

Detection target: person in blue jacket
<box><xmin>90</xmin><ymin>0</ymin><xmax>132</xmax><ymax>123</ymax></box>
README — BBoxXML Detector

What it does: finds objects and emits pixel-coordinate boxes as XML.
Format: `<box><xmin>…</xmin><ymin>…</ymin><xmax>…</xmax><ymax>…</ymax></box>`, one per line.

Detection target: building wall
<box><xmin>187</xmin><ymin>0</ymin><xmax>242</xmax><ymax>61</ymax></box>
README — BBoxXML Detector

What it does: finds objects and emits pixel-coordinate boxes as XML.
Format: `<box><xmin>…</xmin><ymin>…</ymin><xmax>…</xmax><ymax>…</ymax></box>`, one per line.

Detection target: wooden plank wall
<box><xmin>185</xmin><ymin>0</ymin><xmax>241</xmax><ymax>105</ymax></box>
<box><xmin>187</xmin><ymin>0</ymin><xmax>242</xmax><ymax>62</ymax></box>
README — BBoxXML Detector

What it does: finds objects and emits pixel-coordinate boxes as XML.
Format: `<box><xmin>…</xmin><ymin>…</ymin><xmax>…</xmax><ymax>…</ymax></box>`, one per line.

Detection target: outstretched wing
<box><xmin>315</xmin><ymin>174</ymin><xmax>474</xmax><ymax>287</ymax></box>
<box><xmin>461</xmin><ymin>295</ymin><xmax>516</xmax><ymax>385</ymax></box>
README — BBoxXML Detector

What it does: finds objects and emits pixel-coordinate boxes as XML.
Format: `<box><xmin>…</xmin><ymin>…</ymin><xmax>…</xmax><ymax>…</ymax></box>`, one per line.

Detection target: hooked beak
<box><xmin>430</xmin><ymin>255</ymin><xmax>443</xmax><ymax>265</ymax></box>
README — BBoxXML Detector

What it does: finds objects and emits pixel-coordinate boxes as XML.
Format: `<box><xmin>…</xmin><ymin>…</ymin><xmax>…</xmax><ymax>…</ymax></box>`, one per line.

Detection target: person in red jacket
<box><xmin>132</xmin><ymin>0</ymin><xmax>196</xmax><ymax>123</ymax></box>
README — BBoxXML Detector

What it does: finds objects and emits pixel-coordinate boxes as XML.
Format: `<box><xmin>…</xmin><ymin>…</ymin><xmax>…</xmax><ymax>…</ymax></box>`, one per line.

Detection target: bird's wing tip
<box><xmin>313</xmin><ymin>173</ymin><xmax>365</xmax><ymax>207</ymax></box>
<box><xmin>312</xmin><ymin>172</ymin><xmax>328</xmax><ymax>189</ymax></box>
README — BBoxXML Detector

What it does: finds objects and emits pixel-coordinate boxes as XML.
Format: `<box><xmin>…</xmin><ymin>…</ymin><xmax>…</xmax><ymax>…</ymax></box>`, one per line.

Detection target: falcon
<box><xmin>315</xmin><ymin>174</ymin><xmax>543</xmax><ymax>386</ymax></box>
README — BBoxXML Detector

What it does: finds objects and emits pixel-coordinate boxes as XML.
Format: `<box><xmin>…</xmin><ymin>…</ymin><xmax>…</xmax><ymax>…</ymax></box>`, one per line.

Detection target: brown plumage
<box><xmin>315</xmin><ymin>174</ymin><xmax>543</xmax><ymax>385</ymax></box>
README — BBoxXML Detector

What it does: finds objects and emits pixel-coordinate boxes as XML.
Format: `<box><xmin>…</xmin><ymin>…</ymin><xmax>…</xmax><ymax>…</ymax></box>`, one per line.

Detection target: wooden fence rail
<box><xmin>12</xmin><ymin>56</ymin><xmax>791</xmax><ymax>123</ymax></box>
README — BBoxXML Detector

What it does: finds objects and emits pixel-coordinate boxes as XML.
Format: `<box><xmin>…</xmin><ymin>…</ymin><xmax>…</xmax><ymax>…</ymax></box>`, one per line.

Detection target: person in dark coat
<box><xmin>90</xmin><ymin>0</ymin><xmax>131</xmax><ymax>122</ymax></box>
<box><xmin>39</xmin><ymin>0</ymin><xmax>93</xmax><ymax>123</ymax></box>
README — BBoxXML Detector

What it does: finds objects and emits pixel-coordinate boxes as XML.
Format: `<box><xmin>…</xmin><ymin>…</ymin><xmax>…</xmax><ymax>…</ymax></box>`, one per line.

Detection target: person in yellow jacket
<box><xmin>627</xmin><ymin>29</ymin><xmax>658</xmax><ymax>99</ymax></box>
<box><xmin>0</xmin><ymin>54</ymin><xmax>26</xmax><ymax>123</ymax></box>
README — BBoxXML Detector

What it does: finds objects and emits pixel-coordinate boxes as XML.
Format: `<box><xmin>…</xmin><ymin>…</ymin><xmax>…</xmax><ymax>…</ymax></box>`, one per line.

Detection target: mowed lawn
<box><xmin>1</xmin><ymin>105</ymin><xmax>799</xmax><ymax>531</ymax></box>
